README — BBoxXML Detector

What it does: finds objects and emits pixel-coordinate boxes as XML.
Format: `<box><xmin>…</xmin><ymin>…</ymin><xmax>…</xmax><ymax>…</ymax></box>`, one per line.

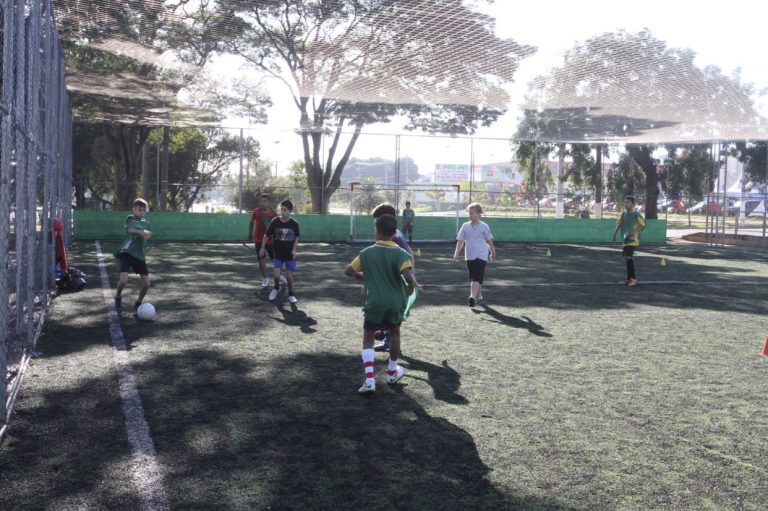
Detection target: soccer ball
<box><xmin>136</xmin><ymin>303</ymin><xmax>156</xmax><ymax>321</ymax></box>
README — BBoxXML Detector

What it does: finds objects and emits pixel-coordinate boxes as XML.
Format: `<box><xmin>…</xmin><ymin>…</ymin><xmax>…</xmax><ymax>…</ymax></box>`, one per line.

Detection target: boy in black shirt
<box><xmin>261</xmin><ymin>199</ymin><xmax>300</xmax><ymax>303</ymax></box>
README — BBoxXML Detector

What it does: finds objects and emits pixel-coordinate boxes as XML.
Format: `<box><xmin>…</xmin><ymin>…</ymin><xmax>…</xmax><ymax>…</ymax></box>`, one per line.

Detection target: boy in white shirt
<box><xmin>453</xmin><ymin>203</ymin><xmax>496</xmax><ymax>307</ymax></box>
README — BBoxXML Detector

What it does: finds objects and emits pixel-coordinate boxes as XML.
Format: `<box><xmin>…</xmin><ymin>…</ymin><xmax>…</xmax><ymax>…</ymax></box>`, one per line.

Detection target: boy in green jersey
<box><xmin>611</xmin><ymin>195</ymin><xmax>646</xmax><ymax>286</ymax></box>
<box><xmin>345</xmin><ymin>214</ymin><xmax>422</xmax><ymax>394</ymax></box>
<box><xmin>402</xmin><ymin>201</ymin><xmax>415</xmax><ymax>244</ymax></box>
<box><xmin>114</xmin><ymin>198</ymin><xmax>152</xmax><ymax>313</ymax></box>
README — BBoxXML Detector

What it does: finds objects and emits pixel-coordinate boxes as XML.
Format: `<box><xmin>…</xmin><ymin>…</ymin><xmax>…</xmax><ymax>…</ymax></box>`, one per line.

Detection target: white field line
<box><xmin>95</xmin><ymin>241</ymin><xmax>171</xmax><ymax>511</ymax></box>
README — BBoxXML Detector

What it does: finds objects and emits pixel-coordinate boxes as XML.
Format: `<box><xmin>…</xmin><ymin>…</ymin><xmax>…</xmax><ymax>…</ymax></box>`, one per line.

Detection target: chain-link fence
<box><xmin>1</xmin><ymin>0</ymin><xmax>73</xmax><ymax>436</ymax></box>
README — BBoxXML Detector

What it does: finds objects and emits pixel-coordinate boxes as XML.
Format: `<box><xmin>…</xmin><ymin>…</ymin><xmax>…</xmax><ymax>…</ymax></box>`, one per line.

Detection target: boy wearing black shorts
<box><xmin>114</xmin><ymin>198</ymin><xmax>152</xmax><ymax>314</ymax></box>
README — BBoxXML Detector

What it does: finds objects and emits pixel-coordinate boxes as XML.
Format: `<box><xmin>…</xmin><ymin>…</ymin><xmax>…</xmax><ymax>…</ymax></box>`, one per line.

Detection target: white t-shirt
<box><xmin>456</xmin><ymin>221</ymin><xmax>493</xmax><ymax>261</ymax></box>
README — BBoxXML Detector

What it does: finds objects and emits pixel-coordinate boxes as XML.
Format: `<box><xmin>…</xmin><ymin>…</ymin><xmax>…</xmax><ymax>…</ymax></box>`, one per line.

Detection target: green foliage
<box><xmin>72</xmin><ymin>123</ymin><xmax>117</xmax><ymax>208</ymax></box>
<box><xmin>352</xmin><ymin>179</ymin><xmax>385</xmax><ymax>215</ymax></box>
<box><xmin>145</xmin><ymin>128</ymin><xmax>261</xmax><ymax>211</ymax></box>
<box><xmin>734</xmin><ymin>141</ymin><xmax>768</xmax><ymax>187</ymax></box>
<box><xmin>660</xmin><ymin>145</ymin><xmax>715</xmax><ymax>201</ymax></box>
<box><xmin>607</xmin><ymin>154</ymin><xmax>645</xmax><ymax>203</ymax></box>
<box><xmin>513</xmin><ymin>141</ymin><xmax>553</xmax><ymax>201</ymax></box>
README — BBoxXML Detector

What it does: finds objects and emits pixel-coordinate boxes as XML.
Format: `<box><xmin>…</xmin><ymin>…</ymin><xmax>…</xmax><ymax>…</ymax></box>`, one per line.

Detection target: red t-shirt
<box><xmin>250</xmin><ymin>208</ymin><xmax>277</xmax><ymax>243</ymax></box>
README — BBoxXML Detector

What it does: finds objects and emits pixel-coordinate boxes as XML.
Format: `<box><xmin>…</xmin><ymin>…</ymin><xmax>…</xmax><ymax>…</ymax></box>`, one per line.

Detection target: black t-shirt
<box><xmin>265</xmin><ymin>217</ymin><xmax>300</xmax><ymax>260</ymax></box>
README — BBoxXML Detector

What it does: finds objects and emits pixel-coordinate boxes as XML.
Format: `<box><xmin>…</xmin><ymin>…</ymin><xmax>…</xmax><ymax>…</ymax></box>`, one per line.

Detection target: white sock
<box><xmin>388</xmin><ymin>358</ymin><xmax>399</xmax><ymax>374</ymax></box>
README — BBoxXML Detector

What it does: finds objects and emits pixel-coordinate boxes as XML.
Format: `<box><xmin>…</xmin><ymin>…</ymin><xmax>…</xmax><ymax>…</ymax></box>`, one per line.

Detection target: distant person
<box><xmin>248</xmin><ymin>193</ymin><xmax>278</xmax><ymax>288</ymax></box>
<box><xmin>261</xmin><ymin>199</ymin><xmax>300</xmax><ymax>303</ymax></box>
<box><xmin>611</xmin><ymin>195</ymin><xmax>645</xmax><ymax>286</ymax></box>
<box><xmin>370</xmin><ymin>203</ymin><xmax>414</xmax><ymax>352</ymax></box>
<box><xmin>453</xmin><ymin>203</ymin><xmax>496</xmax><ymax>307</ymax></box>
<box><xmin>345</xmin><ymin>214</ymin><xmax>421</xmax><ymax>394</ymax></box>
<box><xmin>114</xmin><ymin>198</ymin><xmax>152</xmax><ymax>314</ymax></box>
<box><xmin>402</xmin><ymin>201</ymin><xmax>415</xmax><ymax>244</ymax></box>
<box><xmin>579</xmin><ymin>207</ymin><xmax>590</xmax><ymax>219</ymax></box>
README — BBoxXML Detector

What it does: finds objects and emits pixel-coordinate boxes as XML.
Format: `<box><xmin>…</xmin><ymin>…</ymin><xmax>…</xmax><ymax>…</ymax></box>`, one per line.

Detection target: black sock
<box><xmin>627</xmin><ymin>259</ymin><xmax>635</xmax><ymax>279</ymax></box>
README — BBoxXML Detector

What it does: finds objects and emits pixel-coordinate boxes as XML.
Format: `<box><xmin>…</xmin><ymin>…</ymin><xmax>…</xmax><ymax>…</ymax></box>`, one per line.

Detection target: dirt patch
<box><xmin>683</xmin><ymin>232</ymin><xmax>767</xmax><ymax>247</ymax></box>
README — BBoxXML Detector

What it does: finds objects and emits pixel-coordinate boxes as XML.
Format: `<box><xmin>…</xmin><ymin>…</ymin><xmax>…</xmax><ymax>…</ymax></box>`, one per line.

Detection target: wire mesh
<box><xmin>1</xmin><ymin>0</ymin><xmax>72</xmax><ymax>435</ymax></box>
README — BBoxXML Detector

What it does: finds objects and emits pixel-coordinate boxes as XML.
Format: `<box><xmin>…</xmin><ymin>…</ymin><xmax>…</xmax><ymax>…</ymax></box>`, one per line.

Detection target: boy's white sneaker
<box><xmin>268</xmin><ymin>288</ymin><xmax>279</xmax><ymax>301</ymax></box>
<box><xmin>358</xmin><ymin>380</ymin><xmax>376</xmax><ymax>394</ymax></box>
<box><xmin>386</xmin><ymin>366</ymin><xmax>405</xmax><ymax>384</ymax></box>
<box><xmin>262</xmin><ymin>277</ymin><xmax>270</xmax><ymax>288</ymax></box>
<box><xmin>288</xmin><ymin>294</ymin><xmax>298</xmax><ymax>304</ymax></box>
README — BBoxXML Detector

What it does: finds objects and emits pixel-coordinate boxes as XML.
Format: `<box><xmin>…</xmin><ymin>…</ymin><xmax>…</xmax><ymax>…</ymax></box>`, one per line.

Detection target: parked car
<box><xmin>689</xmin><ymin>200</ymin><xmax>722</xmax><ymax>215</ymax></box>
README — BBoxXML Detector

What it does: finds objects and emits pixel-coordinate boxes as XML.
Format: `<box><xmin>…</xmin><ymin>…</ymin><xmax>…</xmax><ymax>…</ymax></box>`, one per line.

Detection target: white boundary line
<box><xmin>95</xmin><ymin>241</ymin><xmax>171</xmax><ymax>511</ymax></box>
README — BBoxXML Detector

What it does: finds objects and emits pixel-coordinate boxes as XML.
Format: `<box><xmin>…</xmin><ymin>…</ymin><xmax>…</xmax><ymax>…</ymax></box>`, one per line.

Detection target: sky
<box><xmin>213</xmin><ymin>0</ymin><xmax>768</xmax><ymax>179</ymax></box>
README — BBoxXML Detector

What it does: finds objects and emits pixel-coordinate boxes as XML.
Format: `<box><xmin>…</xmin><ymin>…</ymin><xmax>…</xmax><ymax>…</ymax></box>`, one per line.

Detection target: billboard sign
<box><xmin>434</xmin><ymin>163</ymin><xmax>470</xmax><ymax>182</ymax></box>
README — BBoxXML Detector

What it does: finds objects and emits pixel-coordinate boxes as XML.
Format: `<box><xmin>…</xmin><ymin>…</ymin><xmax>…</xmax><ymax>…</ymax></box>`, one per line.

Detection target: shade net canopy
<box><xmin>52</xmin><ymin>0</ymin><xmax>768</xmax><ymax>143</ymax></box>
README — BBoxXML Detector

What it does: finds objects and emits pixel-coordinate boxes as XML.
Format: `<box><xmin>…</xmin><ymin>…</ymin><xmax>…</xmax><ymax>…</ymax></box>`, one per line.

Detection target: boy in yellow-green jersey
<box><xmin>345</xmin><ymin>214</ymin><xmax>422</xmax><ymax>394</ymax></box>
<box><xmin>612</xmin><ymin>195</ymin><xmax>646</xmax><ymax>286</ymax></box>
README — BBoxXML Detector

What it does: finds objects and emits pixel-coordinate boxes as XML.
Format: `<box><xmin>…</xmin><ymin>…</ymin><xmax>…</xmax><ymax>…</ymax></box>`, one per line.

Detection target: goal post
<box><xmin>348</xmin><ymin>182</ymin><xmax>462</xmax><ymax>242</ymax></box>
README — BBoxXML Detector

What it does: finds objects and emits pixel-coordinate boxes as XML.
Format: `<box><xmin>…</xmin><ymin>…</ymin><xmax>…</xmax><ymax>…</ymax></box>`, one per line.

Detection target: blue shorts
<box><xmin>273</xmin><ymin>258</ymin><xmax>297</xmax><ymax>272</ymax></box>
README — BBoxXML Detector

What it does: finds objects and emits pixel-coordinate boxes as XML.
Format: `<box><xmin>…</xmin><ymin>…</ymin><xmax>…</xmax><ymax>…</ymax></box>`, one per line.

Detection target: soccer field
<box><xmin>1</xmin><ymin>241</ymin><xmax>767</xmax><ymax>510</ymax></box>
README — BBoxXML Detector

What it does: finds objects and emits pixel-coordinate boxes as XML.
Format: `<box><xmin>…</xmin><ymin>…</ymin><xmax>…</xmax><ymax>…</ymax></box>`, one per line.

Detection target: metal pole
<box><xmin>155</xmin><ymin>129</ymin><xmax>160</xmax><ymax>205</ymax></box>
<box><xmin>762</xmin><ymin>143</ymin><xmax>767</xmax><ymax>248</ymax></box>
<box><xmin>238</xmin><ymin>128</ymin><xmax>243</xmax><ymax>213</ymax></box>
<box><xmin>469</xmin><ymin>137</ymin><xmax>474</xmax><ymax>203</ymax></box>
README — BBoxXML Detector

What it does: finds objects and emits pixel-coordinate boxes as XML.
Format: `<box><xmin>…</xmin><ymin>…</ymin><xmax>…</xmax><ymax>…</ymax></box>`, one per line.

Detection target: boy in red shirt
<box><xmin>248</xmin><ymin>194</ymin><xmax>278</xmax><ymax>287</ymax></box>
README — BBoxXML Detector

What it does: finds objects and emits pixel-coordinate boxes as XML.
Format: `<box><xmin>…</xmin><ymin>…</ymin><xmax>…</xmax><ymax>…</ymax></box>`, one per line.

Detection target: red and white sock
<box><xmin>362</xmin><ymin>348</ymin><xmax>375</xmax><ymax>383</ymax></box>
<box><xmin>387</xmin><ymin>358</ymin><xmax>399</xmax><ymax>376</ymax></box>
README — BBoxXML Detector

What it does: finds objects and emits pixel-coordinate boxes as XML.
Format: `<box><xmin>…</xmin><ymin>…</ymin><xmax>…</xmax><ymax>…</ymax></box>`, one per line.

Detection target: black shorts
<box><xmin>255</xmin><ymin>242</ymin><xmax>274</xmax><ymax>260</ymax></box>
<box><xmin>622</xmin><ymin>246</ymin><xmax>637</xmax><ymax>258</ymax></box>
<box><xmin>466</xmin><ymin>258</ymin><xmax>487</xmax><ymax>284</ymax></box>
<box><xmin>119</xmin><ymin>253</ymin><xmax>149</xmax><ymax>275</ymax></box>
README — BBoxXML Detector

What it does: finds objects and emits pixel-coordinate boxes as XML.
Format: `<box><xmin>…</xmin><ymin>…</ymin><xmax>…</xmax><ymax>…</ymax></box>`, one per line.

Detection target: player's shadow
<box><xmin>472</xmin><ymin>305</ymin><xmax>553</xmax><ymax>337</ymax></box>
<box><xmin>272</xmin><ymin>301</ymin><xmax>318</xmax><ymax>334</ymax></box>
<box><xmin>400</xmin><ymin>356</ymin><xmax>469</xmax><ymax>405</ymax></box>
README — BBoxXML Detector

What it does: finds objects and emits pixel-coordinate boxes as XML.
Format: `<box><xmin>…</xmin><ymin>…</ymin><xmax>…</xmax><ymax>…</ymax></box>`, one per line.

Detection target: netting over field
<box><xmin>49</xmin><ymin>1</ymin><xmax>768</xmax><ymax>142</ymax></box>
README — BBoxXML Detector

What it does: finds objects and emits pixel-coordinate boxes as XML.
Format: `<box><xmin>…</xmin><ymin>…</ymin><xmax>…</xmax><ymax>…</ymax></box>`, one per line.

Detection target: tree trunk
<box><xmin>104</xmin><ymin>124</ymin><xmax>151</xmax><ymax>210</ymax></box>
<box><xmin>302</xmin><ymin>108</ymin><xmax>364</xmax><ymax>213</ymax></box>
<box><xmin>627</xmin><ymin>145</ymin><xmax>659</xmax><ymax>219</ymax></box>
<box><xmin>141</xmin><ymin>142</ymin><xmax>150</xmax><ymax>201</ymax></box>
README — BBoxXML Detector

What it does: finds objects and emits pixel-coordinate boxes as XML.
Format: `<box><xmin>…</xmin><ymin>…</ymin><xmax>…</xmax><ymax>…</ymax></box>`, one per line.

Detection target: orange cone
<box><xmin>762</xmin><ymin>337</ymin><xmax>768</xmax><ymax>357</ymax></box>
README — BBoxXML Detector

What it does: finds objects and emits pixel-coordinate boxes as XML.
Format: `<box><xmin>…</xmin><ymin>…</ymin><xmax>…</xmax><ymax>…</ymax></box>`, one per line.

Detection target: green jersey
<box><xmin>617</xmin><ymin>210</ymin><xmax>645</xmax><ymax>246</ymax></box>
<box><xmin>403</xmin><ymin>208</ymin><xmax>415</xmax><ymax>224</ymax></box>
<box><xmin>350</xmin><ymin>241</ymin><xmax>413</xmax><ymax>324</ymax></box>
<box><xmin>115</xmin><ymin>214</ymin><xmax>151</xmax><ymax>261</ymax></box>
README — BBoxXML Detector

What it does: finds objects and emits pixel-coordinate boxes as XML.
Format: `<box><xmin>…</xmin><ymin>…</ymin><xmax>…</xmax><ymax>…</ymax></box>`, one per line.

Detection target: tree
<box><xmin>59</xmin><ymin>2</ymin><xmax>264</xmax><ymax>209</ymax></box>
<box><xmin>734</xmin><ymin>142</ymin><xmax>768</xmax><ymax>189</ymax></box>
<box><xmin>519</xmin><ymin>29</ymin><xmax>762</xmax><ymax>219</ymax></box>
<box><xmin>660</xmin><ymin>145</ymin><xmax>715</xmax><ymax>202</ymax></box>
<box><xmin>148</xmin><ymin>128</ymin><xmax>261</xmax><ymax>212</ymax></box>
<box><xmin>72</xmin><ymin>123</ymin><xmax>116</xmax><ymax>209</ymax></box>
<box><xmin>353</xmin><ymin>179</ymin><xmax>385</xmax><ymax>215</ymax></box>
<box><xmin>513</xmin><ymin>141</ymin><xmax>553</xmax><ymax>204</ymax></box>
<box><xmin>607</xmin><ymin>154</ymin><xmax>645</xmax><ymax>204</ymax></box>
<box><xmin>223</xmin><ymin>0</ymin><xmax>534</xmax><ymax>212</ymax></box>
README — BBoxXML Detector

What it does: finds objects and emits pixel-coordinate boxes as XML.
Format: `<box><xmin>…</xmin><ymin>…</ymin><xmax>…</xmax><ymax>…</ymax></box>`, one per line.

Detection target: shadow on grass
<box><xmin>271</xmin><ymin>302</ymin><xmax>318</xmax><ymax>334</ymax></box>
<box><xmin>133</xmin><ymin>348</ymin><xmax>579</xmax><ymax>511</ymax></box>
<box><xmin>472</xmin><ymin>305</ymin><xmax>553</xmax><ymax>338</ymax></box>
<box><xmin>400</xmin><ymin>356</ymin><xmax>469</xmax><ymax>405</ymax></box>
